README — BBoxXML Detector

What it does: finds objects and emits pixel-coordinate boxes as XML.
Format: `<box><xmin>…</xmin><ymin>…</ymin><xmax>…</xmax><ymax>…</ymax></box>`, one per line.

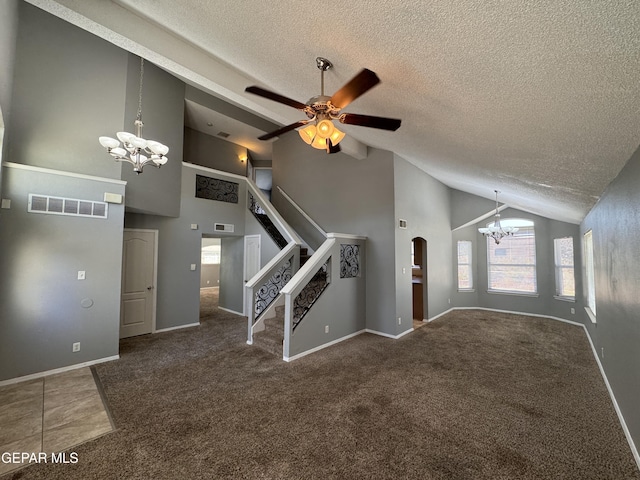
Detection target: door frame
<box><xmin>122</xmin><ymin>228</ymin><xmax>159</xmax><ymax>335</ymax></box>
<box><xmin>243</xmin><ymin>234</ymin><xmax>261</xmax><ymax>316</ymax></box>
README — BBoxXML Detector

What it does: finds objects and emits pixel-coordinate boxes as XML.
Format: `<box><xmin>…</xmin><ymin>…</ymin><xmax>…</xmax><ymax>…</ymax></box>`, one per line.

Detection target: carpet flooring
<box><xmin>7</xmin><ymin>308</ymin><xmax>639</xmax><ymax>479</ymax></box>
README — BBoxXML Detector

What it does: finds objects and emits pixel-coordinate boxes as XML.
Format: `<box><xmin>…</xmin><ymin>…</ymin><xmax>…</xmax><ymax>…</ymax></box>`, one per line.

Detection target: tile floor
<box><xmin>0</xmin><ymin>367</ymin><xmax>114</xmax><ymax>476</ymax></box>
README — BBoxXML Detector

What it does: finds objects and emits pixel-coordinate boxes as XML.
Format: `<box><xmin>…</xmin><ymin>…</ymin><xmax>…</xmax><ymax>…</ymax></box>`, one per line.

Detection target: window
<box><xmin>457</xmin><ymin>241</ymin><xmax>473</xmax><ymax>290</ymax></box>
<box><xmin>584</xmin><ymin>230</ymin><xmax>596</xmax><ymax>320</ymax></box>
<box><xmin>554</xmin><ymin>237</ymin><xmax>575</xmax><ymax>299</ymax></box>
<box><xmin>487</xmin><ymin>219</ymin><xmax>536</xmax><ymax>294</ymax></box>
<box><xmin>201</xmin><ymin>244</ymin><xmax>221</xmax><ymax>265</ymax></box>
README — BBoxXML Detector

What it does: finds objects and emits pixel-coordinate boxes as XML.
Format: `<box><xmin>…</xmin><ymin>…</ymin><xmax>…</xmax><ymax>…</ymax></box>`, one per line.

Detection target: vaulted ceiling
<box><xmin>29</xmin><ymin>0</ymin><xmax>640</xmax><ymax>224</ymax></box>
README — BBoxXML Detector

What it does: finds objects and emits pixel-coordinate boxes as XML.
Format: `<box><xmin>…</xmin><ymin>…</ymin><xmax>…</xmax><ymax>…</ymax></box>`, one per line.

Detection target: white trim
<box><xmin>218</xmin><ymin>306</ymin><xmax>244</xmax><ymax>316</ymax></box>
<box><xmin>452</xmin><ymin>306</ymin><xmax>582</xmax><ymax>327</ymax></box>
<box><xmin>243</xmin><ymin>234</ymin><xmax>261</xmax><ymax>315</ymax></box>
<box><xmin>554</xmin><ymin>295</ymin><xmax>576</xmax><ymax>303</ymax></box>
<box><xmin>0</xmin><ymin>355</ymin><xmax>120</xmax><ymax>387</ymax></box>
<box><xmin>125</xmin><ymin>228</ymin><xmax>159</xmax><ymax>336</ymax></box>
<box><xmin>327</xmin><ymin>232</ymin><xmax>367</xmax><ymax>241</ymax></box>
<box><xmin>585</xmin><ymin>306</ymin><xmax>597</xmax><ymax>324</ymax></box>
<box><xmin>284</xmin><ymin>330</ymin><xmax>365</xmax><ymax>362</ymax></box>
<box><xmin>277</xmin><ymin>186</ymin><xmax>327</xmax><ymax>238</ymax></box>
<box><xmin>154</xmin><ymin>322</ymin><xmax>200</xmax><ymax>333</ymax></box>
<box><xmin>428</xmin><ymin>307</ymin><xmax>455</xmax><ymax>322</ymax></box>
<box><xmin>182</xmin><ymin>161</ymin><xmax>246</xmax><ymax>181</ymax></box>
<box><xmin>453</xmin><ymin>204</ymin><xmax>509</xmax><ymax>231</ymax></box>
<box><xmin>487</xmin><ymin>289</ymin><xmax>539</xmax><ymax>298</ymax></box>
<box><xmin>3</xmin><ymin>161</ymin><xmax>127</xmax><ymax>185</ymax></box>
<box><xmin>365</xmin><ymin>327</ymin><xmax>414</xmax><ymax>339</ymax></box>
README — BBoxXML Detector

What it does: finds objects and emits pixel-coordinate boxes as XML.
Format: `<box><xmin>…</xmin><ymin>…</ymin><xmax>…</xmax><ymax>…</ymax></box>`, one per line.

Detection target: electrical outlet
<box><xmin>570</xmin><ymin>308</ymin><xmax>575</xmax><ymax>314</ymax></box>
<box><xmin>398</xmin><ymin>317</ymin><xmax>402</xmax><ymax>325</ymax></box>
<box><xmin>601</xmin><ymin>347</ymin><xmax>604</xmax><ymax>359</ymax></box>
<box><xmin>190</xmin><ymin>264</ymin><xmax>196</xmax><ymax>271</ymax></box>
<box><xmin>72</xmin><ymin>342</ymin><xmax>80</xmax><ymax>353</ymax></box>
<box><xmin>77</xmin><ymin>271</ymin><xmax>86</xmax><ymax>280</ymax></box>
<box><xmin>325</xmin><ymin>325</ymin><xmax>329</xmax><ymax>334</ymax></box>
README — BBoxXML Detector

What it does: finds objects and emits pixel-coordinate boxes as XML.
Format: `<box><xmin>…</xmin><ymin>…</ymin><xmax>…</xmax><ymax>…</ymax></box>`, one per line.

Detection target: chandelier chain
<box><xmin>137</xmin><ymin>57</ymin><xmax>144</xmax><ymax>123</ymax></box>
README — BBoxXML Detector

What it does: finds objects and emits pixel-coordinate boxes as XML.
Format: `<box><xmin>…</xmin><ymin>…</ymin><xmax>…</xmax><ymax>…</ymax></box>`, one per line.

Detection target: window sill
<box><xmin>487</xmin><ymin>290</ymin><xmax>539</xmax><ymax>298</ymax></box>
<box><xmin>458</xmin><ymin>289</ymin><xmax>475</xmax><ymax>293</ymax></box>
<box><xmin>585</xmin><ymin>307</ymin><xmax>597</xmax><ymax>324</ymax></box>
<box><xmin>554</xmin><ymin>295</ymin><xmax>576</xmax><ymax>303</ymax></box>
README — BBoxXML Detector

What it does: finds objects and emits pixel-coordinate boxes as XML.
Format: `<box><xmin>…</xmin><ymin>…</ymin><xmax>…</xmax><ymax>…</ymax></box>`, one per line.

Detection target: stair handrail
<box><xmin>276</xmin><ymin>186</ymin><xmax>327</xmax><ymax>239</ymax></box>
<box><xmin>248</xmin><ymin>181</ymin><xmax>301</xmax><ymax>245</ymax></box>
<box><xmin>280</xmin><ymin>237</ymin><xmax>334</xmax><ymax>299</ymax></box>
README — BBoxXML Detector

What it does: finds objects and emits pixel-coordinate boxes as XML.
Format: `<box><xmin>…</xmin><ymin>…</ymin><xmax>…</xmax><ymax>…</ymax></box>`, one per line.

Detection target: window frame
<box><xmin>486</xmin><ymin>219</ymin><xmax>538</xmax><ymax>296</ymax></box>
<box><xmin>553</xmin><ymin>237</ymin><xmax>576</xmax><ymax>301</ymax></box>
<box><xmin>583</xmin><ymin>230</ymin><xmax>596</xmax><ymax>323</ymax></box>
<box><xmin>457</xmin><ymin>240</ymin><xmax>474</xmax><ymax>291</ymax></box>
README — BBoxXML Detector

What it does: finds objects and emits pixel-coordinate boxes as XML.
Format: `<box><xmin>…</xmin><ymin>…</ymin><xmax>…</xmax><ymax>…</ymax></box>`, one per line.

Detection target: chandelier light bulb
<box><xmin>316</xmin><ymin>119</ymin><xmax>335</xmax><ymax>139</ymax></box>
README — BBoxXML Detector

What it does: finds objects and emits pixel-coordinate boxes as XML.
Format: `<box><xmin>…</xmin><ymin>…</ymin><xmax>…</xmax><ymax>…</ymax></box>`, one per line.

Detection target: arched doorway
<box><xmin>411</xmin><ymin>237</ymin><xmax>428</xmax><ymax>328</ymax></box>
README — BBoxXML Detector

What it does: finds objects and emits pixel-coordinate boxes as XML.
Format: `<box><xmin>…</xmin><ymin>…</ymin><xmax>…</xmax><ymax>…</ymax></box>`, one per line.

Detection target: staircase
<box><xmin>253</xmin><ymin>306</ymin><xmax>285</xmax><ymax>357</ymax></box>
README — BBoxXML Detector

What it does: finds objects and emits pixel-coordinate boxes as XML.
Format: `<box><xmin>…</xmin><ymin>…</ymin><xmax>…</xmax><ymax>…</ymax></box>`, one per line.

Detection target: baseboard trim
<box><xmin>450</xmin><ymin>306</ymin><xmax>639</xmax><ymax>471</ymax></box>
<box><xmin>155</xmin><ymin>322</ymin><xmax>200</xmax><ymax>333</ymax></box>
<box><xmin>428</xmin><ymin>307</ymin><xmax>455</xmax><ymax>322</ymax></box>
<box><xmin>0</xmin><ymin>355</ymin><xmax>120</xmax><ymax>387</ymax></box>
<box><xmin>365</xmin><ymin>327</ymin><xmax>413</xmax><ymax>339</ymax></box>
<box><xmin>284</xmin><ymin>330</ymin><xmax>366</xmax><ymax>362</ymax></box>
<box><xmin>217</xmin><ymin>306</ymin><xmax>244</xmax><ymax>316</ymax></box>
<box><xmin>582</xmin><ymin>323</ymin><xmax>640</xmax><ymax>471</ymax></box>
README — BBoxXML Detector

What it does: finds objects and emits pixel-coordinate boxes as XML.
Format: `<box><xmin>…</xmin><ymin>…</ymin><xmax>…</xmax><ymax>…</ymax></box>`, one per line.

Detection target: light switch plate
<box><xmin>1</xmin><ymin>199</ymin><xmax>10</xmax><ymax>209</ymax></box>
<box><xmin>78</xmin><ymin>271</ymin><xmax>86</xmax><ymax>280</ymax></box>
<box><xmin>190</xmin><ymin>264</ymin><xmax>196</xmax><ymax>271</ymax></box>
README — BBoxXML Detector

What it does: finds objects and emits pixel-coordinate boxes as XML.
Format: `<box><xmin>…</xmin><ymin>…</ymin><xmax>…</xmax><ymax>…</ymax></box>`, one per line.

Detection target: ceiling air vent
<box><xmin>214</xmin><ymin>223</ymin><xmax>234</xmax><ymax>232</ymax></box>
<box><xmin>217</xmin><ymin>131</ymin><xmax>230</xmax><ymax>138</ymax></box>
<box><xmin>28</xmin><ymin>194</ymin><xmax>108</xmax><ymax>219</ymax></box>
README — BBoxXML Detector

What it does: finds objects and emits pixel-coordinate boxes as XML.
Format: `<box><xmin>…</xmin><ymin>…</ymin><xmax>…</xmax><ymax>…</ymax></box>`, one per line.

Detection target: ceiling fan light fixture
<box><xmin>311</xmin><ymin>135</ymin><xmax>327</xmax><ymax>150</ymax></box>
<box><xmin>316</xmin><ymin>118</ymin><xmax>335</xmax><ymax>139</ymax></box>
<box><xmin>299</xmin><ymin>124</ymin><xmax>316</xmax><ymax>145</ymax></box>
<box><xmin>329</xmin><ymin>126</ymin><xmax>345</xmax><ymax>146</ymax></box>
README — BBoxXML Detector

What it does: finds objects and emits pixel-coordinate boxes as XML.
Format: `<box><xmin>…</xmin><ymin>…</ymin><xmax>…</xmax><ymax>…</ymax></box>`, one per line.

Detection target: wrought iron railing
<box><xmin>248</xmin><ymin>193</ymin><xmax>289</xmax><ymax>249</ymax></box>
<box><xmin>292</xmin><ymin>260</ymin><xmax>330</xmax><ymax>331</ymax></box>
<box><xmin>254</xmin><ymin>256</ymin><xmax>293</xmax><ymax>321</ymax></box>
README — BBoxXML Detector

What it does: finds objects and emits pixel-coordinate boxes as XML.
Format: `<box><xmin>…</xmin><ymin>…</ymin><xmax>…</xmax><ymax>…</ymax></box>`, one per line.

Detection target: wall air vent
<box><xmin>28</xmin><ymin>194</ymin><xmax>108</xmax><ymax>219</ymax></box>
<box><xmin>214</xmin><ymin>223</ymin><xmax>234</xmax><ymax>233</ymax></box>
<box><xmin>399</xmin><ymin>219</ymin><xmax>407</xmax><ymax>229</ymax></box>
<box><xmin>217</xmin><ymin>131</ymin><xmax>230</xmax><ymax>138</ymax></box>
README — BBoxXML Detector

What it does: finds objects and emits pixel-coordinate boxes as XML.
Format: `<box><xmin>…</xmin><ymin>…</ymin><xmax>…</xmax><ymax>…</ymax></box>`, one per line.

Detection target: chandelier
<box><xmin>98</xmin><ymin>58</ymin><xmax>169</xmax><ymax>174</ymax></box>
<box><xmin>478</xmin><ymin>190</ymin><xmax>518</xmax><ymax>244</ymax></box>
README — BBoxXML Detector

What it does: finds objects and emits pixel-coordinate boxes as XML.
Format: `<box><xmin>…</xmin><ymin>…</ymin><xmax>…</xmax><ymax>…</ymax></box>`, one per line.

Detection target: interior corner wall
<box><xmin>580</xmin><ymin>143</ymin><xmax>640</xmax><ymax>454</ymax></box>
<box><xmin>271</xmin><ymin>134</ymin><xmax>396</xmax><ymax>334</ymax></box>
<box><xmin>472</xmin><ymin>207</ymin><xmax>583</xmax><ymax>320</ymax></box>
<box><xmin>121</xmin><ymin>54</ymin><xmax>184</xmax><ymax>217</ymax></box>
<box><xmin>393</xmin><ymin>156</ymin><xmax>453</xmax><ymax>330</ymax></box>
<box><xmin>8</xmin><ymin>2</ymin><xmax>125</xmax><ymax>180</ymax></box>
<box><xmin>124</xmin><ymin>164</ymin><xmax>249</xmax><ymax>330</ymax></box>
<box><xmin>0</xmin><ymin>165</ymin><xmax>125</xmax><ymax>381</ymax></box>
<box><xmin>183</xmin><ymin>127</ymin><xmax>247</xmax><ymax>177</ymax></box>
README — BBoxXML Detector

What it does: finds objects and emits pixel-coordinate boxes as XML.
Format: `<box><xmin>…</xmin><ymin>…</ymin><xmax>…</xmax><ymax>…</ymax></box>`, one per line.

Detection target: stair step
<box><xmin>274</xmin><ymin>305</ymin><xmax>285</xmax><ymax>319</ymax></box>
<box><xmin>253</xmin><ymin>328</ymin><xmax>283</xmax><ymax>357</ymax></box>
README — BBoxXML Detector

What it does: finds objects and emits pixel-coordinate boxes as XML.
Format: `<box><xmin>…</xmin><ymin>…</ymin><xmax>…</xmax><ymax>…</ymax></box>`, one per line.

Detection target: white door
<box><xmin>243</xmin><ymin>235</ymin><xmax>261</xmax><ymax>314</ymax></box>
<box><xmin>121</xmin><ymin>230</ymin><xmax>157</xmax><ymax>338</ymax></box>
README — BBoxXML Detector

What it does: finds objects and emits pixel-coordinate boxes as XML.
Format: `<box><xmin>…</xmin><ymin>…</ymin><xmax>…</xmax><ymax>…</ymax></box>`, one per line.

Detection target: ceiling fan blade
<box><xmin>327</xmin><ymin>139</ymin><xmax>341</xmax><ymax>154</ymax></box>
<box><xmin>245</xmin><ymin>86</ymin><xmax>307</xmax><ymax>110</ymax></box>
<box><xmin>258</xmin><ymin>120</ymin><xmax>309</xmax><ymax>141</ymax></box>
<box><xmin>330</xmin><ymin>69</ymin><xmax>380</xmax><ymax>110</ymax></box>
<box><xmin>338</xmin><ymin>113</ymin><xmax>401</xmax><ymax>131</ymax></box>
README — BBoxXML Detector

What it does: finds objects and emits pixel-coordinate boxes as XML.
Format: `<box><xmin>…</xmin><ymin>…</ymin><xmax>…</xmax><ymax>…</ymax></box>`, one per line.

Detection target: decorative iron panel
<box><xmin>248</xmin><ymin>193</ymin><xmax>288</xmax><ymax>249</ymax></box>
<box><xmin>254</xmin><ymin>257</ymin><xmax>293</xmax><ymax>322</ymax></box>
<box><xmin>292</xmin><ymin>259</ymin><xmax>330</xmax><ymax>331</ymax></box>
<box><xmin>340</xmin><ymin>244</ymin><xmax>360</xmax><ymax>278</ymax></box>
<box><xmin>195</xmin><ymin>175</ymin><xmax>239</xmax><ymax>204</ymax></box>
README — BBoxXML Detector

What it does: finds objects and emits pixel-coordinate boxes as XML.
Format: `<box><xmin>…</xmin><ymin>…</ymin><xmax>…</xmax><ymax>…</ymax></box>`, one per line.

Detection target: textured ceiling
<box><xmin>33</xmin><ymin>0</ymin><xmax>640</xmax><ymax>223</ymax></box>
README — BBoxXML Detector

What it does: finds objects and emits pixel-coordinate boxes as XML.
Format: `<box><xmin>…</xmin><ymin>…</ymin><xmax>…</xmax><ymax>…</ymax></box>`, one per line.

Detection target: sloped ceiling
<box><xmin>28</xmin><ymin>0</ymin><xmax>640</xmax><ymax>224</ymax></box>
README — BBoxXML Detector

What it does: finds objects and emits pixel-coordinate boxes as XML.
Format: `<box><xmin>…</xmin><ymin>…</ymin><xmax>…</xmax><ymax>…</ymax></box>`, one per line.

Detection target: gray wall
<box><xmin>219</xmin><ymin>237</ymin><xmax>245</xmax><ymax>314</ymax></box>
<box><xmin>272</xmin><ymin>134</ymin><xmax>397</xmax><ymax>335</ymax></box>
<box><xmin>184</xmin><ymin>127</ymin><xmax>247</xmax><ymax>176</ymax></box>
<box><xmin>121</xmin><ymin>54</ymin><xmax>184</xmax><ymax>217</ymax></box>
<box><xmin>125</xmin><ymin>164</ymin><xmax>248</xmax><ymax>329</ymax></box>
<box><xmin>0</xmin><ymin>164</ymin><xmax>125</xmax><ymax>381</ymax></box>
<box><xmin>393</xmin><ymin>156</ymin><xmax>453</xmax><ymax>330</ymax></box>
<box><xmin>0</xmin><ymin>0</ymin><xmax>19</xmax><ymax>173</ymax></box>
<box><xmin>201</xmin><ymin>264</ymin><xmax>220</xmax><ymax>288</ymax></box>
<box><xmin>8</xmin><ymin>2</ymin><xmax>126</xmax><ymax>180</ymax></box>
<box><xmin>580</xmin><ymin>143</ymin><xmax>640</xmax><ymax>452</ymax></box>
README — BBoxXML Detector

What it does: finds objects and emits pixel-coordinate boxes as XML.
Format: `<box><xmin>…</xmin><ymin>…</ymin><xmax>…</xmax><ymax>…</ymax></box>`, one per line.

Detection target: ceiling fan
<box><xmin>245</xmin><ymin>57</ymin><xmax>401</xmax><ymax>154</ymax></box>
